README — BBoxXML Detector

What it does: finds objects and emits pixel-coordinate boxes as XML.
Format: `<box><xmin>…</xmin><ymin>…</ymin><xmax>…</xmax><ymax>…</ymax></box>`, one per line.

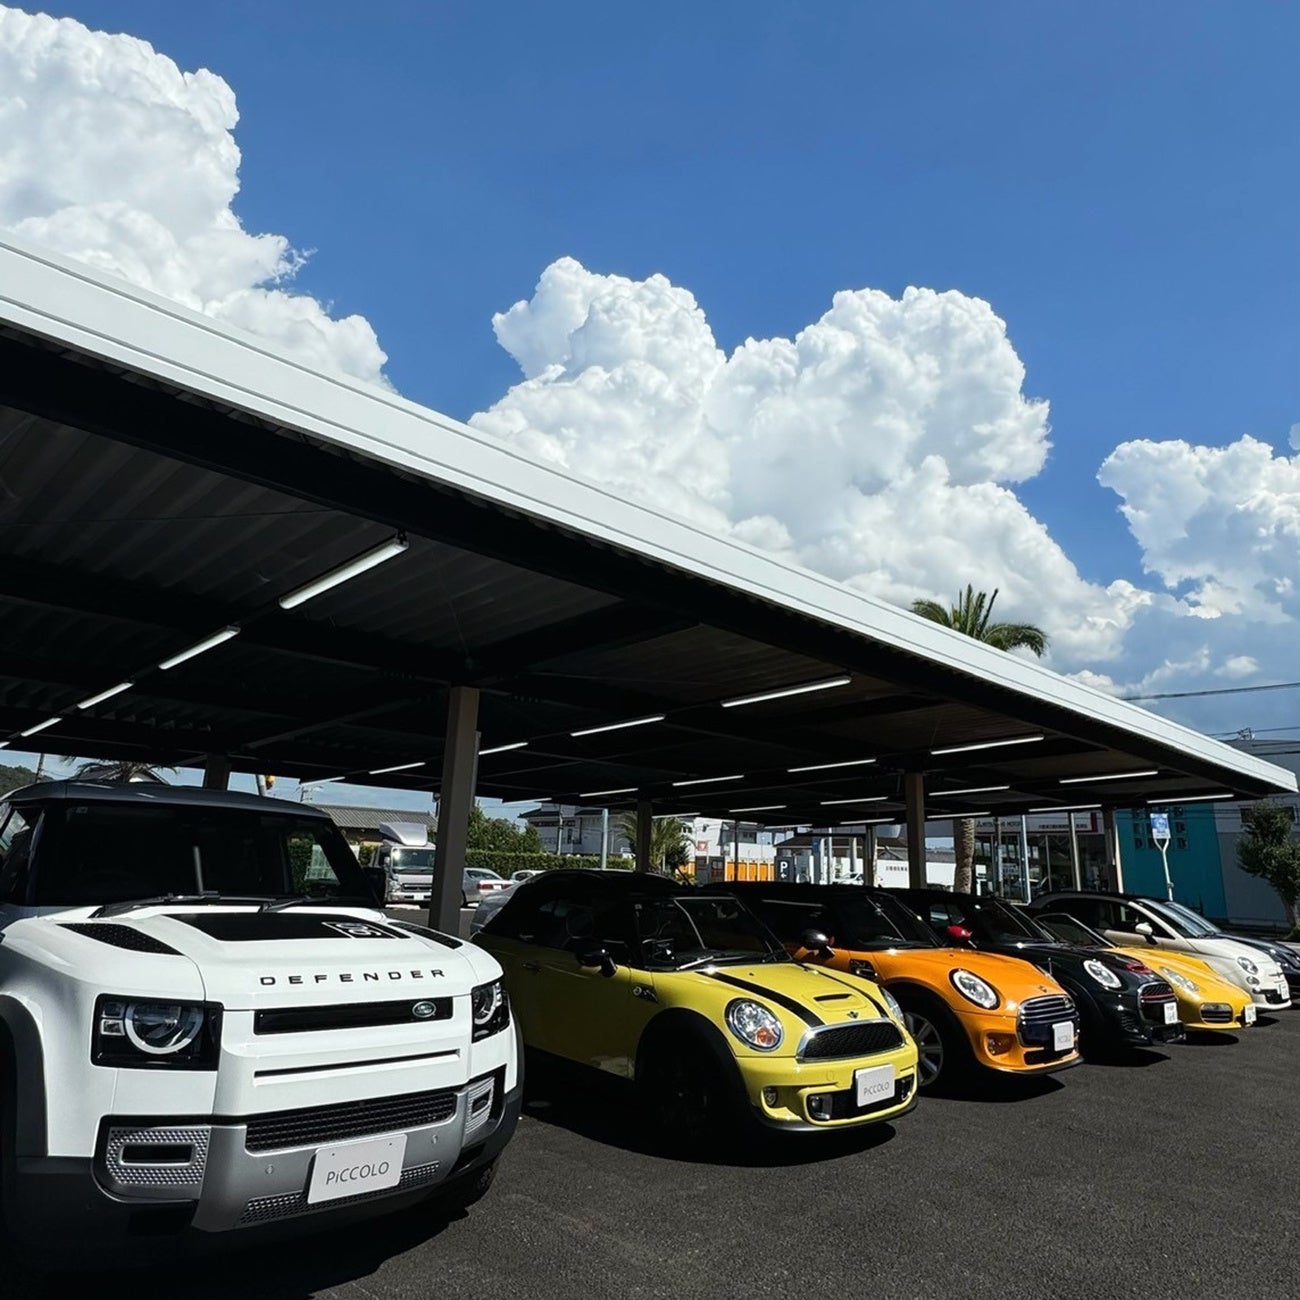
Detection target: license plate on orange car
<box><xmin>854</xmin><ymin>1064</ymin><xmax>895</xmax><ymax>1107</ymax></box>
<box><xmin>1052</xmin><ymin>1021</ymin><xmax>1073</xmax><ymax>1051</ymax></box>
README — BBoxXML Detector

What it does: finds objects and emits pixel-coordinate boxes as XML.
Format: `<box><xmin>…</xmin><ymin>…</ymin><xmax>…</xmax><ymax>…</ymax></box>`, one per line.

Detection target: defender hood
<box><xmin>24</xmin><ymin>905</ymin><xmax>494</xmax><ymax>1008</ymax></box>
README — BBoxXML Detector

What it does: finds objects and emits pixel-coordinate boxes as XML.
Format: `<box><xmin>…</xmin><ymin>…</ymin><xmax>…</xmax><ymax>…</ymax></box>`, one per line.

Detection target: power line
<box><xmin>1124</xmin><ymin>680</ymin><xmax>1300</xmax><ymax>702</ymax></box>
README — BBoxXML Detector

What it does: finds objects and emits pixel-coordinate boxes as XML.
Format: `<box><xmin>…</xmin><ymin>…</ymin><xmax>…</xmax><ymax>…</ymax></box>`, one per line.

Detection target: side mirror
<box><xmin>575</xmin><ymin>944</ymin><xmax>618</xmax><ymax>978</ymax></box>
<box><xmin>945</xmin><ymin>924</ymin><xmax>974</xmax><ymax>944</ymax></box>
<box><xmin>362</xmin><ymin>866</ymin><xmax>389</xmax><ymax>905</ymax></box>
<box><xmin>1134</xmin><ymin>921</ymin><xmax>1157</xmax><ymax>943</ymax></box>
<box><xmin>800</xmin><ymin>928</ymin><xmax>834</xmax><ymax>957</ymax></box>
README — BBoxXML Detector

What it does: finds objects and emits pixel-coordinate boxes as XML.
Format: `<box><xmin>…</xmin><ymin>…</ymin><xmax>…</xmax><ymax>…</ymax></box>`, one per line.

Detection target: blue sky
<box><xmin>3</xmin><ymin>2</ymin><xmax>1299</xmax><ymax>798</ymax></box>
<box><xmin>51</xmin><ymin>0</ymin><xmax>1299</xmax><ymax>583</ymax></box>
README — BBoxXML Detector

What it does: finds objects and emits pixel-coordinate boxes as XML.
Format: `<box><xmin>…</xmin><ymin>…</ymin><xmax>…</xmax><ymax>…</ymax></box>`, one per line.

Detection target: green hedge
<box><xmin>464</xmin><ymin>850</ymin><xmax>633</xmax><ymax>873</ymax></box>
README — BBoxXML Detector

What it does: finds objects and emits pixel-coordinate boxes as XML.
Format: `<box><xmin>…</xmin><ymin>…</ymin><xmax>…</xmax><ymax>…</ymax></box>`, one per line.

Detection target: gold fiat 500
<box><xmin>474</xmin><ymin>871</ymin><xmax>919</xmax><ymax>1143</ymax></box>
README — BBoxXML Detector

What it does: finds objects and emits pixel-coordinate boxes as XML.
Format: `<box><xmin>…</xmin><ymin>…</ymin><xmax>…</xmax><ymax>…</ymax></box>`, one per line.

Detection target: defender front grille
<box><xmin>238</xmin><ymin>1162</ymin><xmax>442</xmax><ymax>1225</ymax></box>
<box><xmin>253</xmin><ymin>998</ymin><xmax>453</xmax><ymax>1034</ymax></box>
<box><xmin>244</xmin><ymin>1088</ymin><xmax>457</xmax><ymax>1153</ymax></box>
<box><xmin>800</xmin><ymin>1020</ymin><xmax>904</xmax><ymax>1060</ymax></box>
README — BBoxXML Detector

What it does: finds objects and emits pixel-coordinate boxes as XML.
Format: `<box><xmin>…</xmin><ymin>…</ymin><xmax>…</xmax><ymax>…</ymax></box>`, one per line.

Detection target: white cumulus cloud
<box><xmin>473</xmin><ymin>257</ymin><xmax>1145</xmax><ymax>666</ymax></box>
<box><xmin>0</xmin><ymin>6</ymin><xmax>388</xmax><ymax>384</ymax></box>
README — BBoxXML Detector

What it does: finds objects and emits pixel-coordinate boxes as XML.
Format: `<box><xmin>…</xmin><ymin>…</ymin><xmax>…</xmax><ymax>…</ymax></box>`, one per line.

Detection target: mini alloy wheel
<box><xmin>904</xmin><ymin>1010</ymin><xmax>946</xmax><ymax>1088</ymax></box>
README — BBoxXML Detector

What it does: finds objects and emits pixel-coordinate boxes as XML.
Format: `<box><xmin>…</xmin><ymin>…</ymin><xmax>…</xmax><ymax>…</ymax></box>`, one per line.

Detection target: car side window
<box><xmin>1058</xmin><ymin>898</ymin><xmax>1106</xmax><ymax>929</ymax></box>
<box><xmin>1114</xmin><ymin>903</ymin><xmax>1151</xmax><ymax>931</ymax></box>
<box><xmin>750</xmin><ymin>899</ymin><xmax>829</xmax><ymax>943</ymax></box>
<box><xmin>0</xmin><ymin>806</ymin><xmax>34</xmax><ymax>902</ymax></box>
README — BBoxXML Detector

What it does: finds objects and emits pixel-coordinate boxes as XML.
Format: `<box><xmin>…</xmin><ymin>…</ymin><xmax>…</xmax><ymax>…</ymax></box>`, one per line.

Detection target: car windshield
<box><xmin>1034</xmin><ymin>912</ymin><xmax>1109</xmax><ymax>949</ymax></box>
<box><xmin>16</xmin><ymin>801</ymin><xmax>369</xmax><ymax>907</ymax></box>
<box><xmin>1144</xmin><ymin>898</ymin><xmax>1219</xmax><ymax>937</ymax></box>
<box><xmin>633</xmin><ymin>894</ymin><xmax>788</xmax><ymax>969</ymax></box>
<box><xmin>962</xmin><ymin>897</ymin><xmax>1053</xmax><ymax>944</ymax></box>
<box><xmin>466</xmin><ymin>868</ymin><xmax>504</xmax><ymax>881</ymax></box>
<box><xmin>389</xmin><ymin>846</ymin><xmax>434</xmax><ymax>872</ymax></box>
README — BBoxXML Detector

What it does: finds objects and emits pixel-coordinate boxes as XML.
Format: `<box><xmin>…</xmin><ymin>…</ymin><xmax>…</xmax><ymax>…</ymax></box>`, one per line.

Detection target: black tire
<box><xmin>895</xmin><ymin>990</ymin><xmax>974</xmax><ymax>1089</ymax></box>
<box><xmin>432</xmin><ymin>1156</ymin><xmax>498</xmax><ymax>1215</ymax></box>
<box><xmin>637</xmin><ymin>1038</ymin><xmax>732</xmax><ymax>1153</ymax></box>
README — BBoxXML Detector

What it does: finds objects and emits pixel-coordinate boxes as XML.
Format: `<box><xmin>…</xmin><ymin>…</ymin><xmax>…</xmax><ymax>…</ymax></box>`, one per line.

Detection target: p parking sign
<box><xmin>1150</xmin><ymin>812</ymin><xmax>1171</xmax><ymax>844</ymax></box>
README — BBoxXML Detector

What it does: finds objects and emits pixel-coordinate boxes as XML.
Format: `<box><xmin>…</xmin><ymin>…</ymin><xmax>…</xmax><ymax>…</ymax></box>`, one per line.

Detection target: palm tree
<box><xmin>910</xmin><ymin>586</ymin><xmax>1048</xmax><ymax>892</ymax></box>
<box><xmin>616</xmin><ymin>812</ymin><xmax>690</xmax><ymax>874</ymax></box>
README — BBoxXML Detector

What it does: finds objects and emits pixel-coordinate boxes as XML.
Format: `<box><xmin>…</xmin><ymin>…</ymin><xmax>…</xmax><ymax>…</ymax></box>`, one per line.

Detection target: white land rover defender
<box><xmin>0</xmin><ymin>783</ymin><xmax>520</xmax><ymax>1263</ymax></box>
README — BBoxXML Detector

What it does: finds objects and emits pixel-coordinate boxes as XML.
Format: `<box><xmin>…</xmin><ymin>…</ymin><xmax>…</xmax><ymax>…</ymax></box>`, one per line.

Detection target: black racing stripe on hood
<box><xmin>705</xmin><ymin>972</ymin><xmax>823</xmax><ymax>1027</ymax></box>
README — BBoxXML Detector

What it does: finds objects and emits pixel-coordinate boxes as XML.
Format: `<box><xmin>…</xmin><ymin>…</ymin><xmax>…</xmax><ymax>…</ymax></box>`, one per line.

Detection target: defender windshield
<box><xmin>1145</xmin><ymin>898</ymin><xmax>1218</xmax><ymax>938</ymax></box>
<box><xmin>633</xmin><ymin>894</ymin><xmax>787</xmax><ymax>970</ymax></box>
<box><xmin>21</xmin><ymin>802</ymin><xmax>369</xmax><ymax>907</ymax></box>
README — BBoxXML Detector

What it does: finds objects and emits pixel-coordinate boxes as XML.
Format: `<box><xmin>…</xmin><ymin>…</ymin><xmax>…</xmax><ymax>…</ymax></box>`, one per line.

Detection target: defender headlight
<box><xmin>880</xmin><ymin>987</ymin><xmax>906</xmax><ymax>1024</ymax></box>
<box><xmin>725</xmin><ymin>999</ymin><xmax>784</xmax><ymax>1051</ymax></box>
<box><xmin>470</xmin><ymin>979</ymin><xmax>509</xmax><ymax>1041</ymax></box>
<box><xmin>93</xmin><ymin>996</ymin><xmax>220</xmax><ymax>1069</ymax></box>
<box><xmin>949</xmin><ymin>969</ymin><xmax>999</xmax><ymax>1010</ymax></box>
<box><xmin>1159</xmin><ymin>967</ymin><xmax>1200</xmax><ymax>995</ymax></box>
<box><xmin>1237</xmin><ymin>956</ymin><xmax>1258</xmax><ymax>975</ymax></box>
<box><xmin>1083</xmin><ymin>959</ymin><xmax>1123</xmax><ymax>990</ymax></box>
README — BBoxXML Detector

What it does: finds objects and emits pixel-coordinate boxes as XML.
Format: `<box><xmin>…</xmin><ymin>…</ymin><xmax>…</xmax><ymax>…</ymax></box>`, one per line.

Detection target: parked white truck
<box><xmin>0</xmin><ymin>782</ymin><xmax>520</xmax><ymax>1264</ymax></box>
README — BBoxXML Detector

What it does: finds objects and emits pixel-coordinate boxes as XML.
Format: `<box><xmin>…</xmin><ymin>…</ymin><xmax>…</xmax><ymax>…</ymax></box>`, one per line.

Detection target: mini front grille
<box><xmin>1018</xmin><ymin>995</ymin><xmax>1076</xmax><ymax>1026</ymax></box>
<box><xmin>244</xmin><ymin>1088</ymin><xmax>457</xmax><ymax>1153</ymax></box>
<box><xmin>61</xmin><ymin>923</ymin><xmax>180</xmax><ymax>955</ymax></box>
<box><xmin>1200</xmin><ymin>1004</ymin><xmax>1233</xmax><ymax>1024</ymax></box>
<box><xmin>800</xmin><ymin>1020</ymin><xmax>904</xmax><ymax>1060</ymax></box>
<box><xmin>1139</xmin><ymin>981</ymin><xmax>1176</xmax><ymax>1021</ymax></box>
<box><xmin>238</xmin><ymin>1162</ymin><xmax>442</xmax><ymax>1225</ymax></box>
<box><xmin>253</xmin><ymin>999</ymin><xmax>453</xmax><ymax>1034</ymax></box>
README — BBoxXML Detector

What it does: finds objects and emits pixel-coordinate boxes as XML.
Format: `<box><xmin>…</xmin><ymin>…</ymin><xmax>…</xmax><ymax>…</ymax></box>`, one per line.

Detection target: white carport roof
<box><xmin>0</xmin><ymin>233</ymin><xmax>1292</xmax><ymax>826</ymax></box>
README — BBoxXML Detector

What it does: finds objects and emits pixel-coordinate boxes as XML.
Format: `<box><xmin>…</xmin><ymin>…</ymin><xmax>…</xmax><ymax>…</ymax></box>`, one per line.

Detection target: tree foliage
<box><xmin>64</xmin><ymin>758</ymin><xmax>175</xmax><ymax>784</ymax></box>
<box><xmin>0</xmin><ymin>763</ymin><xmax>40</xmax><ymax>796</ymax></box>
<box><xmin>1237</xmin><ymin>801</ymin><xmax>1300</xmax><ymax>931</ymax></box>
<box><xmin>910</xmin><ymin>585</ymin><xmax>1049</xmax><ymax>891</ymax></box>
<box><xmin>465</xmin><ymin>804</ymin><xmax>544</xmax><ymax>855</ymax></box>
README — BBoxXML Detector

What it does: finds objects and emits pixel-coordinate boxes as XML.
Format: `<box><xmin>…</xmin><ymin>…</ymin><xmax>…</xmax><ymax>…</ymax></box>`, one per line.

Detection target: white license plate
<box><xmin>854</xmin><ymin>1063</ymin><xmax>896</xmax><ymax>1106</ymax></box>
<box><xmin>307</xmin><ymin>1133</ymin><xmax>407</xmax><ymax>1204</ymax></box>
<box><xmin>1162</xmin><ymin>1002</ymin><xmax>1178</xmax><ymax>1025</ymax></box>
<box><xmin>1244</xmin><ymin>1004</ymin><xmax>1257</xmax><ymax>1025</ymax></box>
<box><xmin>1052</xmin><ymin>1021</ymin><xmax>1074</xmax><ymax>1051</ymax></box>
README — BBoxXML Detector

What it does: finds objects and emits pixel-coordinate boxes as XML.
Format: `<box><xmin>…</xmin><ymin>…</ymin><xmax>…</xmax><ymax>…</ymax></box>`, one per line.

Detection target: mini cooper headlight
<box><xmin>1159</xmin><ymin>967</ymin><xmax>1200</xmax><ymax>995</ymax></box>
<box><xmin>949</xmin><ymin>969</ymin><xmax>999</xmax><ymax>1010</ymax></box>
<box><xmin>880</xmin><ymin>987</ymin><xmax>906</xmax><ymax>1023</ymax></box>
<box><xmin>93</xmin><ymin>996</ymin><xmax>220</xmax><ymax>1069</ymax></box>
<box><xmin>1083</xmin><ymin>959</ymin><xmax>1123</xmax><ymax>990</ymax></box>
<box><xmin>470</xmin><ymin>979</ymin><xmax>509</xmax><ymax>1041</ymax></box>
<box><xmin>725</xmin><ymin>999</ymin><xmax>784</xmax><ymax>1051</ymax></box>
<box><xmin>1237</xmin><ymin>956</ymin><xmax>1259</xmax><ymax>975</ymax></box>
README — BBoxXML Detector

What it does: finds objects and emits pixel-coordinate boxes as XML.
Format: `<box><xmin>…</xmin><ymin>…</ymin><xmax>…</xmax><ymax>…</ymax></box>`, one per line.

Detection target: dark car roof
<box><xmin>722</xmin><ymin>881</ymin><xmax>892</xmax><ymax>902</ymax></box>
<box><xmin>525</xmin><ymin>869</ymin><xmax>685</xmax><ymax>895</ymax></box>
<box><xmin>1033</xmin><ymin>890</ymin><xmax>1169</xmax><ymax>905</ymax></box>
<box><xmin>0</xmin><ymin>781</ymin><xmax>332</xmax><ymax>820</ymax></box>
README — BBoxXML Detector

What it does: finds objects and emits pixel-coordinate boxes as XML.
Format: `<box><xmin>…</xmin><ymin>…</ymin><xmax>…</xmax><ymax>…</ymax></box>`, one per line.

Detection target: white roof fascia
<box><xmin>0</xmin><ymin>234</ymin><xmax>1292</xmax><ymax>797</ymax></box>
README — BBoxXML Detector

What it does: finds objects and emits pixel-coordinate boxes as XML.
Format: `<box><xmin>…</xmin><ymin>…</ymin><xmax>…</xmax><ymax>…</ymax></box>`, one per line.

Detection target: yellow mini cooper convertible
<box><xmin>475</xmin><ymin>871</ymin><xmax>919</xmax><ymax>1142</ymax></box>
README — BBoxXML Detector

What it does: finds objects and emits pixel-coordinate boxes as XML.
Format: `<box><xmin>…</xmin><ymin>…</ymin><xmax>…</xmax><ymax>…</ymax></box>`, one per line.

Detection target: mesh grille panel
<box><xmin>800</xmin><ymin>1021</ymin><xmax>904</xmax><ymax>1060</ymax></box>
<box><xmin>238</xmin><ymin>1162</ymin><xmax>442</xmax><ymax>1225</ymax></box>
<box><xmin>62</xmin><ymin>923</ymin><xmax>180</xmax><ymax>954</ymax></box>
<box><xmin>244</xmin><ymin>1089</ymin><xmax>457</xmax><ymax>1152</ymax></box>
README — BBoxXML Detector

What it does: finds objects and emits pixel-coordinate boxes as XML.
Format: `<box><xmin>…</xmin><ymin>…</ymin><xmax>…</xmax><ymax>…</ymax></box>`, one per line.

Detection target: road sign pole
<box><xmin>1150</xmin><ymin>810</ymin><xmax>1173</xmax><ymax>899</ymax></box>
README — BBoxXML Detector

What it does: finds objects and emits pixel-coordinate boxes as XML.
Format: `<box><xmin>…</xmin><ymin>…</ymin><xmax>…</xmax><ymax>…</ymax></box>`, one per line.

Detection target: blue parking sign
<box><xmin>1150</xmin><ymin>812</ymin><xmax>1171</xmax><ymax>841</ymax></box>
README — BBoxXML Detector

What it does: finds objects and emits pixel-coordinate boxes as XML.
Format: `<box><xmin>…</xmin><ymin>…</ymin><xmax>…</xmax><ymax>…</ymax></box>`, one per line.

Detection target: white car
<box><xmin>0</xmin><ymin>782</ymin><xmax>520</xmax><ymax>1265</ymax></box>
<box><xmin>463</xmin><ymin>867</ymin><xmax>511</xmax><ymax>906</ymax></box>
<box><xmin>1033</xmin><ymin>890</ymin><xmax>1292</xmax><ymax>1012</ymax></box>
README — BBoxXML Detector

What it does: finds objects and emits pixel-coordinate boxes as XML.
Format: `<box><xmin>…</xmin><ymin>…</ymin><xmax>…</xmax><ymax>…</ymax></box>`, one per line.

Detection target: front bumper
<box><xmin>955</xmin><ymin>1007</ymin><xmax>1081</xmax><ymax>1076</ymax></box>
<box><xmin>7</xmin><ymin>1072</ymin><xmax>521</xmax><ymax>1261</ymax></box>
<box><xmin>738</xmin><ymin>1043</ymin><xmax>919</xmax><ymax>1131</ymax></box>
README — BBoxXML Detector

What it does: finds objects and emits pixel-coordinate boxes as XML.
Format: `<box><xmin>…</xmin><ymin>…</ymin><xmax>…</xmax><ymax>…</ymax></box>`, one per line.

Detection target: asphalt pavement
<box><xmin>18</xmin><ymin>916</ymin><xmax>1300</xmax><ymax>1300</ymax></box>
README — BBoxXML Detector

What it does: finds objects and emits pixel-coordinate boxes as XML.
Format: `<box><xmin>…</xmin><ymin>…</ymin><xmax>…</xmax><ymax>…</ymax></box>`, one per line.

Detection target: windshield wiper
<box><xmin>260</xmin><ymin>894</ymin><xmax>371</xmax><ymax>912</ymax></box>
<box><xmin>93</xmin><ymin>893</ymin><xmax>271</xmax><ymax>919</ymax></box>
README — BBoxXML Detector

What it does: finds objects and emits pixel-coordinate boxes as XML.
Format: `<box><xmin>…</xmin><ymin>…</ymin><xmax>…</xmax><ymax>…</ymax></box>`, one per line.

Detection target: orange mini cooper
<box><xmin>724</xmin><ymin>883</ymin><xmax>1081</xmax><ymax>1089</ymax></box>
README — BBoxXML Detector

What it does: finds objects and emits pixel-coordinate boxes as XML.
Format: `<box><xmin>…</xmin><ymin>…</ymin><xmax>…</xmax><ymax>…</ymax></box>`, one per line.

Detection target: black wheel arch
<box><xmin>0</xmin><ymin>999</ymin><xmax>45</xmax><ymax>1159</ymax></box>
<box><xmin>634</xmin><ymin>1007</ymin><xmax>748</xmax><ymax>1107</ymax></box>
